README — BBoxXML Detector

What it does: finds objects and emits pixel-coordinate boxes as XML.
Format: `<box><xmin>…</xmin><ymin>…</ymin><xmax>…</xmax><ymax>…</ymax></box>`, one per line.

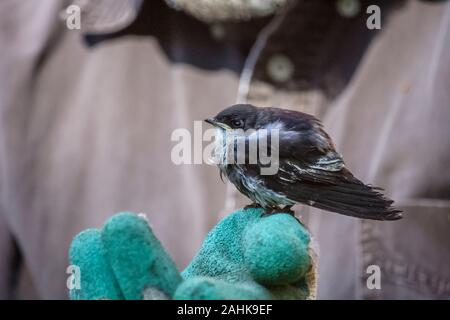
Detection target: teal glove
<box><xmin>69</xmin><ymin>208</ymin><xmax>317</xmax><ymax>300</ymax></box>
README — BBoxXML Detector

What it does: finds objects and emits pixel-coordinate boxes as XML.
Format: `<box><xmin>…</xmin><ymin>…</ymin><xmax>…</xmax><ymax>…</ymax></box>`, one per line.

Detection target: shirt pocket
<box><xmin>361</xmin><ymin>200</ymin><xmax>450</xmax><ymax>299</ymax></box>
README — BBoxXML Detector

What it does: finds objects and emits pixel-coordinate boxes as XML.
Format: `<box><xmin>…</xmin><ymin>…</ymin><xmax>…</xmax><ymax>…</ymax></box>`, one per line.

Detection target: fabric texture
<box><xmin>164</xmin><ymin>0</ymin><xmax>291</xmax><ymax>22</ymax></box>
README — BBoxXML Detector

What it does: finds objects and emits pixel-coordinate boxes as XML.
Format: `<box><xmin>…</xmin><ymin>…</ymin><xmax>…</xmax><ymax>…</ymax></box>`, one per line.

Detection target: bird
<box><xmin>205</xmin><ymin>104</ymin><xmax>402</xmax><ymax>220</ymax></box>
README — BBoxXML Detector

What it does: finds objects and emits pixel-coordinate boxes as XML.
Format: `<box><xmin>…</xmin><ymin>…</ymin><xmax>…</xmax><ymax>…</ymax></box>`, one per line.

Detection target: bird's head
<box><xmin>205</xmin><ymin>104</ymin><xmax>258</xmax><ymax>131</ymax></box>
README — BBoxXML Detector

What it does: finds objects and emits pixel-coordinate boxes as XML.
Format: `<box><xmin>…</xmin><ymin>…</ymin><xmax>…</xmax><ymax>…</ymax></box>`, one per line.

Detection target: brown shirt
<box><xmin>0</xmin><ymin>0</ymin><xmax>449</xmax><ymax>299</ymax></box>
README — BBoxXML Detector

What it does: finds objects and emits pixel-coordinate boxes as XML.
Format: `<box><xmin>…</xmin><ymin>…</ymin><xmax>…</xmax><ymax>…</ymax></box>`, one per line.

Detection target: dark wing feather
<box><xmin>275</xmin><ymin>159</ymin><xmax>402</xmax><ymax>220</ymax></box>
<box><xmin>262</xmin><ymin>109</ymin><xmax>402</xmax><ymax>220</ymax></box>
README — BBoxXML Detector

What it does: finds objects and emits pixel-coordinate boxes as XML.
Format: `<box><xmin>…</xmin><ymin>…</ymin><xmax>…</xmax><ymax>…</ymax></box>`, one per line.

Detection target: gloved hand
<box><xmin>69</xmin><ymin>208</ymin><xmax>317</xmax><ymax>300</ymax></box>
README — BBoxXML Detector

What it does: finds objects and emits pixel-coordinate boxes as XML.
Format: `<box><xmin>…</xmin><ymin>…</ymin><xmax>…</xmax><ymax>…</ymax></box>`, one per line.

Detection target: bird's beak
<box><xmin>204</xmin><ymin>118</ymin><xmax>216</xmax><ymax>126</ymax></box>
<box><xmin>204</xmin><ymin>118</ymin><xmax>231</xmax><ymax>130</ymax></box>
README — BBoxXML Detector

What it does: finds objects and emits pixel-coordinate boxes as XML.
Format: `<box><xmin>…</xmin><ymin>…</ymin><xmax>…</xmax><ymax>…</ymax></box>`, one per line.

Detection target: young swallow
<box><xmin>205</xmin><ymin>104</ymin><xmax>402</xmax><ymax>220</ymax></box>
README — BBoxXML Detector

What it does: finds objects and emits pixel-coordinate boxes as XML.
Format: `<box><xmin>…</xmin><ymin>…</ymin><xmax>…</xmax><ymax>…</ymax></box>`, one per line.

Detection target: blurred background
<box><xmin>0</xmin><ymin>0</ymin><xmax>449</xmax><ymax>299</ymax></box>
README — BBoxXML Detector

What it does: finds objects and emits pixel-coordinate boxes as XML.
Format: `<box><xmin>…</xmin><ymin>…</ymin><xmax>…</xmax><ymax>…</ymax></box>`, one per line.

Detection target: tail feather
<box><xmin>297</xmin><ymin>180</ymin><xmax>402</xmax><ymax>221</ymax></box>
<box><xmin>311</xmin><ymin>197</ymin><xmax>402</xmax><ymax>220</ymax></box>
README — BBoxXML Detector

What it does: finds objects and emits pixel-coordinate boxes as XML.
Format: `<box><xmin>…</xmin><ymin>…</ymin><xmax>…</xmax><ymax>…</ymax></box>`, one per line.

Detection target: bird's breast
<box><xmin>222</xmin><ymin>164</ymin><xmax>296</xmax><ymax>208</ymax></box>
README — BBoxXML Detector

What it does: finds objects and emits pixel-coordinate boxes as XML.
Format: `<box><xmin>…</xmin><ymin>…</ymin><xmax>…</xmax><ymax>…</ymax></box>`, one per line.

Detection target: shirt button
<box><xmin>266</xmin><ymin>54</ymin><xmax>294</xmax><ymax>83</ymax></box>
<box><xmin>336</xmin><ymin>0</ymin><xmax>361</xmax><ymax>18</ymax></box>
<box><xmin>210</xmin><ymin>23</ymin><xmax>225</xmax><ymax>40</ymax></box>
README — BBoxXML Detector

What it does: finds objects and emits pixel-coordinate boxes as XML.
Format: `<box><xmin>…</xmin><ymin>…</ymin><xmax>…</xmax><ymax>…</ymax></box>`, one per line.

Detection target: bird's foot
<box><xmin>244</xmin><ymin>203</ymin><xmax>262</xmax><ymax>210</ymax></box>
<box><xmin>262</xmin><ymin>205</ymin><xmax>295</xmax><ymax>217</ymax></box>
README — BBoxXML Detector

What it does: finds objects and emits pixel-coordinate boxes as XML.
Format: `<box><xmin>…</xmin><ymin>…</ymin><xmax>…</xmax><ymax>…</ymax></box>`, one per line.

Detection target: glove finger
<box><xmin>242</xmin><ymin>213</ymin><xmax>311</xmax><ymax>286</ymax></box>
<box><xmin>69</xmin><ymin>229</ymin><xmax>124</xmax><ymax>300</ymax></box>
<box><xmin>101</xmin><ymin>212</ymin><xmax>182</xmax><ymax>300</ymax></box>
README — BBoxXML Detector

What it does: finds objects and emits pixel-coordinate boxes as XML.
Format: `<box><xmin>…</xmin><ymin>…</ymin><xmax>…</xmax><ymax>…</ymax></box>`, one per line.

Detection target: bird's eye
<box><xmin>231</xmin><ymin>119</ymin><xmax>244</xmax><ymax>128</ymax></box>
